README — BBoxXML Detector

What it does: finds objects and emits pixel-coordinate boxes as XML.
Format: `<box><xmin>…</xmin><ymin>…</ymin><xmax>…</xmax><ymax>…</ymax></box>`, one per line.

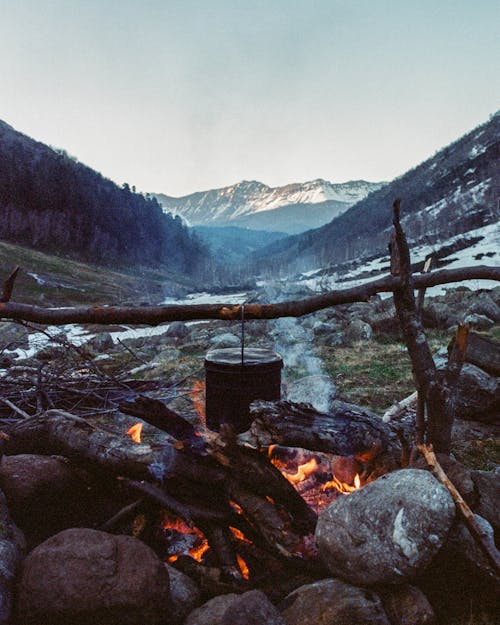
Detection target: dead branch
<box><xmin>418</xmin><ymin>444</ymin><xmax>500</xmax><ymax>574</ymax></box>
<box><xmin>0</xmin><ymin>266</ymin><xmax>20</xmax><ymax>303</ymax></box>
<box><xmin>0</xmin><ymin>265</ymin><xmax>497</xmax><ymax>326</ymax></box>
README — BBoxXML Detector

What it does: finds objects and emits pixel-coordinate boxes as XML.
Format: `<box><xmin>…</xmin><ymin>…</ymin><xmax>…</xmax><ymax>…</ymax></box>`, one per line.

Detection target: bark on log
<box><xmin>243</xmin><ymin>400</ymin><xmax>402</xmax><ymax>469</ymax></box>
<box><xmin>0</xmin><ymin>266</ymin><xmax>498</xmax><ymax>325</ymax></box>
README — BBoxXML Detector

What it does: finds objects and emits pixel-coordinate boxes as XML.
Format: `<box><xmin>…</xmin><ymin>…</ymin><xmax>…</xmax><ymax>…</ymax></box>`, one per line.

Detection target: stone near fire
<box><xmin>280</xmin><ymin>578</ymin><xmax>390</xmax><ymax>625</ymax></box>
<box><xmin>378</xmin><ymin>584</ymin><xmax>436</xmax><ymax>625</ymax></box>
<box><xmin>220</xmin><ymin>590</ymin><xmax>285</xmax><ymax>625</ymax></box>
<box><xmin>164</xmin><ymin>564</ymin><xmax>202</xmax><ymax>625</ymax></box>
<box><xmin>471</xmin><ymin>468</ymin><xmax>500</xmax><ymax>535</ymax></box>
<box><xmin>184</xmin><ymin>594</ymin><xmax>238</xmax><ymax>625</ymax></box>
<box><xmin>209</xmin><ymin>332</ymin><xmax>241</xmax><ymax>348</ymax></box>
<box><xmin>0</xmin><ymin>454</ymin><xmax>86</xmax><ymax>543</ymax></box>
<box><xmin>315</xmin><ymin>469</ymin><xmax>456</xmax><ymax>586</ymax></box>
<box><xmin>16</xmin><ymin>528</ymin><xmax>170</xmax><ymax>625</ymax></box>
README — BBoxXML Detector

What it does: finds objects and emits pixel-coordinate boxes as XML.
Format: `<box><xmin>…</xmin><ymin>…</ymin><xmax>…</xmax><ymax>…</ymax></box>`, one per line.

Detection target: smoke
<box><xmin>271</xmin><ymin>317</ymin><xmax>336</xmax><ymax>413</ymax></box>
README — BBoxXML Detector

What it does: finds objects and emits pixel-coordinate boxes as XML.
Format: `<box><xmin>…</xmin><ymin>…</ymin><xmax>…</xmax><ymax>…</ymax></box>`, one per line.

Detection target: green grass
<box><xmin>0</xmin><ymin>240</ymin><xmax>196</xmax><ymax>306</ymax></box>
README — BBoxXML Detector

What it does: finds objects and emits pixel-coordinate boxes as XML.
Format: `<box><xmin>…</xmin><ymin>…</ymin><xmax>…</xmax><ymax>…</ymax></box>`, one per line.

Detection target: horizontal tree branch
<box><xmin>0</xmin><ymin>265</ymin><xmax>498</xmax><ymax>326</ymax></box>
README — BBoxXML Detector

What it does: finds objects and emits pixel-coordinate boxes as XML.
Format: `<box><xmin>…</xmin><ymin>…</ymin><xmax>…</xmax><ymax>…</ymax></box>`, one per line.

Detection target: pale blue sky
<box><xmin>0</xmin><ymin>0</ymin><xmax>498</xmax><ymax>195</ymax></box>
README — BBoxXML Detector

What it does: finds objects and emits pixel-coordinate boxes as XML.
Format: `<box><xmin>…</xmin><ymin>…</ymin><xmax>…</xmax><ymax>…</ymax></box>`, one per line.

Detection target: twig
<box><xmin>416</xmin><ymin>256</ymin><xmax>433</xmax><ymax>317</ymax></box>
<box><xmin>0</xmin><ymin>266</ymin><xmax>20</xmax><ymax>303</ymax></box>
<box><xmin>116</xmin><ymin>337</ymin><xmax>149</xmax><ymax>365</ymax></box>
<box><xmin>418</xmin><ymin>444</ymin><xmax>500</xmax><ymax>573</ymax></box>
<box><xmin>99</xmin><ymin>498</ymin><xmax>144</xmax><ymax>532</ymax></box>
<box><xmin>382</xmin><ymin>390</ymin><xmax>418</xmax><ymax>422</ymax></box>
<box><xmin>0</xmin><ymin>398</ymin><xmax>31</xmax><ymax>419</ymax></box>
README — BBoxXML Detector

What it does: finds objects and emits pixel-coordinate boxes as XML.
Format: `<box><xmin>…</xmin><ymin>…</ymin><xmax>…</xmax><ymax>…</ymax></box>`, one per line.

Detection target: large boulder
<box><xmin>378</xmin><ymin>584</ymin><xmax>436</xmax><ymax>625</ymax></box>
<box><xmin>466</xmin><ymin>292</ymin><xmax>500</xmax><ymax>323</ymax></box>
<box><xmin>454</xmin><ymin>363</ymin><xmax>499</xmax><ymax>423</ymax></box>
<box><xmin>471</xmin><ymin>469</ymin><xmax>500</xmax><ymax>536</ymax></box>
<box><xmin>315</xmin><ymin>469</ymin><xmax>456</xmax><ymax>586</ymax></box>
<box><xmin>0</xmin><ymin>454</ymin><xmax>86</xmax><ymax>543</ymax></box>
<box><xmin>16</xmin><ymin>528</ymin><xmax>170</xmax><ymax>625</ymax></box>
<box><xmin>184</xmin><ymin>594</ymin><xmax>238</xmax><ymax>625</ymax></box>
<box><xmin>280</xmin><ymin>578</ymin><xmax>390</xmax><ymax>625</ymax></box>
<box><xmin>164</xmin><ymin>564</ymin><xmax>202</xmax><ymax>624</ymax></box>
<box><xmin>220</xmin><ymin>590</ymin><xmax>285</xmax><ymax>625</ymax></box>
<box><xmin>166</xmin><ymin>321</ymin><xmax>190</xmax><ymax>340</ymax></box>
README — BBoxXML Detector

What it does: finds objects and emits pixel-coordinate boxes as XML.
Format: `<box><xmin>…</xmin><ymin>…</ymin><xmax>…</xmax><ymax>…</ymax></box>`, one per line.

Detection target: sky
<box><xmin>0</xmin><ymin>0</ymin><xmax>498</xmax><ymax>197</ymax></box>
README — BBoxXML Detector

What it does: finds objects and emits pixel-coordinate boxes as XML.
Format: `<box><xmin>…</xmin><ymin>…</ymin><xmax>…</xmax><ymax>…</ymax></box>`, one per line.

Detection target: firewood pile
<box><xmin>0</xmin><ymin>394</ymin><xmax>497</xmax><ymax>625</ymax></box>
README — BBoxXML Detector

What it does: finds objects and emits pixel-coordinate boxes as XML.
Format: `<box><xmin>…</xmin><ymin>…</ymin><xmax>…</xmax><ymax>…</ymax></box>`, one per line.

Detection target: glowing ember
<box><xmin>162</xmin><ymin>512</ymin><xmax>209</xmax><ymax>562</ymax></box>
<box><xmin>126</xmin><ymin>422</ymin><xmax>143</xmax><ymax>443</ymax></box>
<box><xmin>189</xmin><ymin>380</ymin><xmax>206</xmax><ymax>427</ymax></box>
<box><xmin>237</xmin><ymin>554</ymin><xmax>250</xmax><ymax>580</ymax></box>
<box><xmin>229</xmin><ymin>526</ymin><xmax>252</xmax><ymax>544</ymax></box>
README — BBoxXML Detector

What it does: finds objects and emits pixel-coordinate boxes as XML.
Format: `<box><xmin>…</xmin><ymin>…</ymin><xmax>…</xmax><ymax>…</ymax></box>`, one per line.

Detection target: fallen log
<box><xmin>0</xmin><ymin>265</ymin><xmax>498</xmax><ymax>325</ymax></box>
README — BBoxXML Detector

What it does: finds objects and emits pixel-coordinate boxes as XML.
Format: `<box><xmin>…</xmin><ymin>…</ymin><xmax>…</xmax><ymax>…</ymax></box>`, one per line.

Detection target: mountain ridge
<box><xmin>154</xmin><ymin>178</ymin><xmax>385</xmax><ymax>234</ymax></box>
<box><xmin>250</xmin><ymin>112</ymin><xmax>500</xmax><ymax>276</ymax></box>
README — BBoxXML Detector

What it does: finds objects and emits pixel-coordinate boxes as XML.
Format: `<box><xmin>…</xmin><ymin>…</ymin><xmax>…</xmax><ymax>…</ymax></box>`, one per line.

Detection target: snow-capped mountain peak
<box><xmin>154</xmin><ymin>178</ymin><xmax>385</xmax><ymax>233</ymax></box>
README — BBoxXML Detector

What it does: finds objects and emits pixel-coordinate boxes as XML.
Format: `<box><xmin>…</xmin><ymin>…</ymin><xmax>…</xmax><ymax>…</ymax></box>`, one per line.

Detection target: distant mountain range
<box><xmin>154</xmin><ymin>179</ymin><xmax>385</xmax><ymax>234</ymax></box>
<box><xmin>251</xmin><ymin>112</ymin><xmax>500</xmax><ymax>276</ymax></box>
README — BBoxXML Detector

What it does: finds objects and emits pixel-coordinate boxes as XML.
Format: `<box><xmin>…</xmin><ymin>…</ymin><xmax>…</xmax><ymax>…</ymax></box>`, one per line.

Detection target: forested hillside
<box><xmin>0</xmin><ymin>120</ymin><xmax>208</xmax><ymax>275</ymax></box>
<box><xmin>252</xmin><ymin>112</ymin><xmax>499</xmax><ymax>276</ymax></box>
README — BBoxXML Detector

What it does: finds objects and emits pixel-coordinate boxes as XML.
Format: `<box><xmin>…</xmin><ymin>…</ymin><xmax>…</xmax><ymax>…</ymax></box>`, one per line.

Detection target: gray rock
<box><xmin>17</xmin><ymin>528</ymin><xmax>170</xmax><ymax>625</ymax></box>
<box><xmin>220</xmin><ymin>590</ymin><xmax>285</xmax><ymax>625</ymax></box>
<box><xmin>166</xmin><ymin>321</ymin><xmax>190</xmax><ymax>339</ymax></box>
<box><xmin>155</xmin><ymin>347</ymin><xmax>181</xmax><ymax>364</ymax></box>
<box><xmin>463</xmin><ymin>313</ymin><xmax>494</xmax><ymax>330</ymax></box>
<box><xmin>344</xmin><ymin>319</ymin><xmax>372</xmax><ymax>343</ymax></box>
<box><xmin>210</xmin><ymin>333</ymin><xmax>241</xmax><ymax>348</ymax></box>
<box><xmin>454</xmin><ymin>363</ymin><xmax>499</xmax><ymax>423</ymax></box>
<box><xmin>471</xmin><ymin>469</ymin><xmax>500</xmax><ymax>535</ymax></box>
<box><xmin>412</xmin><ymin>453</ymin><xmax>475</xmax><ymax>506</ymax></box>
<box><xmin>379</xmin><ymin>584</ymin><xmax>436</xmax><ymax>625</ymax></box>
<box><xmin>164</xmin><ymin>564</ymin><xmax>201</xmax><ymax>624</ymax></box>
<box><xmin>280</xmin><ymin>578</ymin><xmax>390</xmax><ymax>625</ymax></box>
<box><xmin>312</xmin><ymin>321</ymin><xmax>333</xmax><ymax>336</ymax></box>
<box><xmin>315</xmin><ymin>469</ymin><xmax>456</xmax><ymax>585</ymax></box>
<box><xmin>87</xmin><ymin>332</ymin><xmax>115</xmax><ymax>352</ymax></box>
<box><xmin>424</xmin><ymin>302</ymin><xmax>459</xmax><ymax>329</ymax></box>
<box><xmin>184</xmin><ymin>594</ymin><xmax>238</xmax><ymax>625</ymax></box>
<box><xmin>466</xmin><ymin>292</ymin><xmax>500</xmax><ymax>323</ymax></box>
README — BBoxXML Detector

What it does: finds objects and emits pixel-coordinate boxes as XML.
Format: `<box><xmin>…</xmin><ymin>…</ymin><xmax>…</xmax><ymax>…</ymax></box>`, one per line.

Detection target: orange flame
<box><xmin>237</xmin><ymin>554</ymin><xmax>250</xmax><ymax>580</ymax></box>
<box><xmin>127</xmin><ymin>422</ymin><xmax>143</xmax><ymax>443</ymax></box>
<box><xmin>189</xmin><ymin>380</ymin><xmax>206</xmax><ymax>427</ymax></box>
<box><xmin>322</xmin><ymin>472</ymin><xmax>361</xmax><ymax>494</ymax></box>
<box><xmin>229</xmin><ymin>526</ymin><xmax>252</xmax><ymax>544</ymax></box>
<box><xmin>283</xmin><ymin>458</ymin><xmax>319</xmax><ymax>484</ymax></box>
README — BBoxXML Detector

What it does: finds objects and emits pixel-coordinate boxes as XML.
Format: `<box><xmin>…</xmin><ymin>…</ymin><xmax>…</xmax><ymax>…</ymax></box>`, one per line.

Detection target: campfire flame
<box><xmin>189</xmin><ymin>380</ymin><xmax>206</xmax><ymax>427</ymax></box>
<box><xmin>126</xmin><ymin>422</ymin><xmax>143</xmax><ymax>443</ymax></box>
<box><xmin>269</xmin><ymin>447</ymin><xmax>363</xmax><ymax>512</ymax></box>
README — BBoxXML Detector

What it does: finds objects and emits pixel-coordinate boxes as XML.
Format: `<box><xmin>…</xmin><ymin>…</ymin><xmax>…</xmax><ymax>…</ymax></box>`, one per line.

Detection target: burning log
<box><xmin>243</xmin><ymin>400</ymin><xmax>402</xmax><ymax>471</ymax></box>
